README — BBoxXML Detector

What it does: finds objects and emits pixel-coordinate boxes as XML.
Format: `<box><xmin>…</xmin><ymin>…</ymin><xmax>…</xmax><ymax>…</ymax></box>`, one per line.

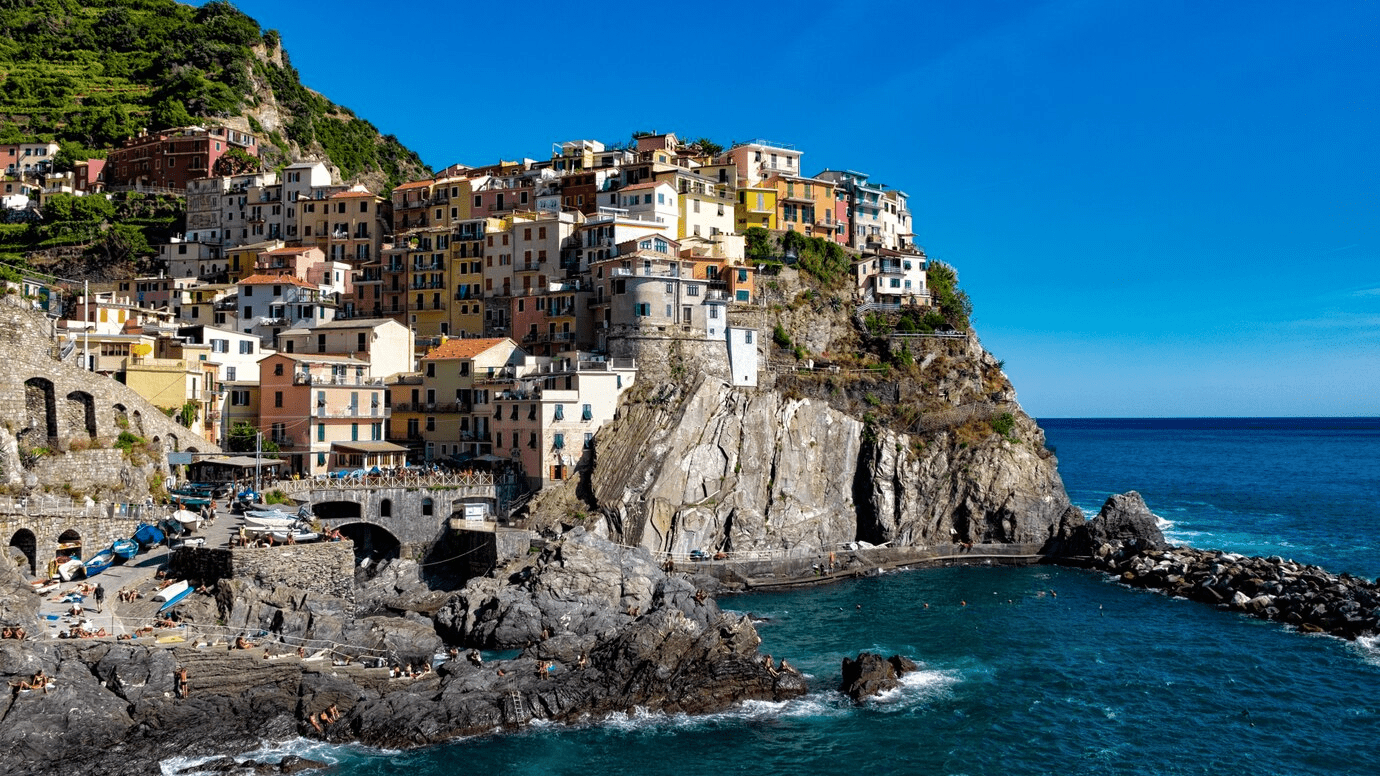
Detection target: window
<box><xmin>635</xmin><ymin>303</ymin><xmax>650</xmax><ymax>317</ymax></box>
<box><xmin>745</xmin><ymin>331</ymin><xmax>754</xmax><ymax>344</ymax></box>
<box><xmin>426</xmin><ymin>417</ymin><xmax>435</xmax><ymax>431</ymax></box>
<box><xmin>274</xmin><ymin>391</ymin><xmax>283</xmax><ymax>408</ymax></box>
<box><xmin>225</xmin><ymin>366</ymin><xmax>237</xmax><ymax>381</ymax></box>
<box><xmin>317</xmin><ymin>423</ymin><xmax>325</xmax><ymax>442</ymax></box>
<box><xmin>351</xmin><ymin>423</ymin><xmax>359</xmax><ymax>441</ymax></box>
<box><xmin>553</xmin><ymin>433</ymin><xmax>564</xmax><ymax>449</ymax></box>
<box><xmin>584</xmin><ymin>432</ymin><xmax>593</xmax><ymax>449</ymax></box>
<box><xmin>422</xmin><ymin>498</ymin><xmax>434</xmax><ymax>516</ymax></box>
<box><xmin>709</xmin><ymin>305</ymin><xmax>719</xmax><ymax>320</ymax></box>
<box><xmin>273</xmin><ymin>362</ymin><xmax>283</xmax><ymax>376</ymax></box>
<box><xmin>687</xmin><ymin>286</ymin><xmax>699</xmax><ymax>297</ymax></box>
<box><xmin>582</xmin><ymin>404</ymin><xmax>592</xmax><ymax>421</ymax></box>
<box><xmin>239</xmin><ymin>340</ymin><xmax>254</xmax><ymax>354</ymax></box>
<box><xmin>554</xmin><ymin>404</ymin><xmax>564</xmax><ymax>421</ymax></box>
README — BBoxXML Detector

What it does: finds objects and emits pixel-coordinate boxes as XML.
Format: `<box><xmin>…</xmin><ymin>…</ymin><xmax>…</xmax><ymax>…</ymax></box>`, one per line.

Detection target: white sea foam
<box><xmin>868</xmin><ymin>667</ymin><xmax>960</xmax><ymax>709</ymax></box>
<box><xmin>159</xmin><ymin>737</ymin><xmax>391</xmax><ymax>775</ymax></box>
<box><xmin>1351</xmin><ymin>635</ymin><xmax>1380</xmax><ymax>667</ymax></box>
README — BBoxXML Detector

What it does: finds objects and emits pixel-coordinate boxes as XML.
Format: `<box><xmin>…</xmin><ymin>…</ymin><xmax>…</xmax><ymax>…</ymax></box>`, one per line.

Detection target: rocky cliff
<box><xmin>531</xmin><ymin>310</ymin><xmax>1071</xmax><ymax>558</ymax></box>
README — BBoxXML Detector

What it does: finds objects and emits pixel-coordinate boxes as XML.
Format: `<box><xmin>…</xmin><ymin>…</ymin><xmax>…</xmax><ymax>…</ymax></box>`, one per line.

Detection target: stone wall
<box><xmin>0</xmin><ymin>295</ymin><xmax>218</xmax><ymax>497</ymax></box>
<box><xmin>172</xmin><ymin>540</ymin><xmax>356</xmax><ymax>606</ymax></box>
<box><xmin>0</xmin><ymin>509</ymin><xmax>144</xmax><ymax>577</ymax></box>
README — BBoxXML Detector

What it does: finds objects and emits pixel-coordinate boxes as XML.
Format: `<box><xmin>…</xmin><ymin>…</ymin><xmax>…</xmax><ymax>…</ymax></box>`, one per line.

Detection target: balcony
<box><xmin>312</xmin><ymin>404</ymin><xmax>391</xmax><ymax>419</ymax></box>
<box><xmin>293</xmin><ymin>372</ymin><xmax>385</xmax><ymax>387</ymax></box>
<box><xmin>391</xmin><ymin>401</ymin><xmax>470</xmax><ymax>414</ymax></box>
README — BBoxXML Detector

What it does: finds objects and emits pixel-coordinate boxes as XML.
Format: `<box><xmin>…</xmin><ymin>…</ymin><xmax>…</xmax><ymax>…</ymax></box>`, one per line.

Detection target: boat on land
<box><xmin>83</xmin><ymin>549</ymin><xmax>114</xmax><ymax>577</ymax></box>
<box><xmin>153</xmin><ymin>580</ymin><xmax>190</xmax><ymax>603</ymax></box>
<box><xmin>132</xmin><ymin>523</ymin><xmax>165</xmax><ymax>547</ymax></box>
<box><xmin>245</xmin><ymin>527</ymin><xmax>319</xmax><ymax>544</ymax></box>
<box><xmin>111</xmin><ymin>538</ymin><xmax>138</xmax><ymax>560</ymax></box>
<box><xmin>57</xmin><ymin>558</ymin><xmax>83</xmax><ymax>582</ymax></box>
<box><xmin>158</xmin><ymin>585</ymin><xmax>193</xmax><ymax>612</ymax></box>
<box><xmin>171</xmin><ymin>509</ymin><xmax>201</xmax><ymax>526</ymax></box>
<box><xmin>243</xmin><ymin>513</ymin><xmax>303</xmax><ymax>531</ymax></box>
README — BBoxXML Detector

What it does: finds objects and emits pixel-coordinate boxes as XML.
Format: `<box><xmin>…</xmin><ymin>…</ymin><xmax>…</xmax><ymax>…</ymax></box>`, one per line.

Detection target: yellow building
<box><xmin>227</xmin><ymin>239</ymin><xmax>283</xmax><ymax>284</ymax></box>
<box><xmin>763</xmin><ymin>173</ymin><xmax>836</xmax><ymax>239</ymax></box>
<box><xmin>735</xmin><ymin>186</ymin><xmax>777</xmax><ymax>231</ymax></box>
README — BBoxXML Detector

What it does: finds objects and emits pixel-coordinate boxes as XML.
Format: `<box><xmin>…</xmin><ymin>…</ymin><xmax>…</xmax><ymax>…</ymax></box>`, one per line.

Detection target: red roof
<box><xmin>393</xmin><ymin>179</ymin><xmax>434</xmax><ymax>191</ymax></box>
<box><xmin>238</xmin><ymin>273</ymin><xmax>316</xmax><ymax>287</ymax></box>
<box><xmin>622</xmin><ymin>181</ymin><xmax>669</xmax><ymax>192</ymax></box>
<box><xmin>422</xmin><ymin>338</ymin><xmax>512</xmax><ymax>361</ymax></box>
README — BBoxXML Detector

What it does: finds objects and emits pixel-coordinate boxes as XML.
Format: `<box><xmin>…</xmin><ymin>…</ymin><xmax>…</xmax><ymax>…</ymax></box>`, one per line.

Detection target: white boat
<box><xmin>153</xmin><ymin>580</ymin><xmax>190</xmax><ymax>603</ymax></box>
<box><xmin>242</xmin><ymin>514</ymin><xmax>301</xmax><ymax>531</ymax></box>
<box><xmin>57</xmin><ymin>559</ymin><xmax>83</xmax><ymax>582</ymax></box>
<box><xmin>171</xmin><ymin>509</ymin><xmax>201</xmax><ymax>526</ymax></box>
<box><xmin>245</xmin><ymin>527</ymin><xmax>318</xmax><ymax>543</ymax></box>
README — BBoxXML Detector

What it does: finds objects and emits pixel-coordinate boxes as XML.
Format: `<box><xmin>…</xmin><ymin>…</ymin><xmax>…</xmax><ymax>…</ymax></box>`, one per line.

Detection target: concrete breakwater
<box><xmin>1093</xmin><ymin>545</ymin><xmax>1380</xmax><ymax>640</ymax></box>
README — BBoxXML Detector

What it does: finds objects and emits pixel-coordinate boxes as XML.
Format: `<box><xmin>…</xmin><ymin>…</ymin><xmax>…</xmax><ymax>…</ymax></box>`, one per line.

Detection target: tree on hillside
<box><xmin>213</xmin><ymin>146</ymin><xmax>261</xmax><ymax>176</ymax></box>
<box><xmin>688</xmin><ymin>137</ymin><xmax>723</xmax><ymax>156</ymax></box>
<box><xmin>744</xmin><ymin>227</ymin><xmax>773</xmax><ymax>261</ymax></box>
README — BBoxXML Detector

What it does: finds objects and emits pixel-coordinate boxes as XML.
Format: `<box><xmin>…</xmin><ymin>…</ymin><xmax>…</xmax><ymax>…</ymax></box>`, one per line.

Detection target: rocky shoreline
<box><xmin>1052</xmin><ymin>491</ymin><xmax>1380</xmax><ymax>641</ymax></box>
<box><xmin>0</xmin><ymin>530</ymin><xmax>804</xmax><ymax>776</ymax></box>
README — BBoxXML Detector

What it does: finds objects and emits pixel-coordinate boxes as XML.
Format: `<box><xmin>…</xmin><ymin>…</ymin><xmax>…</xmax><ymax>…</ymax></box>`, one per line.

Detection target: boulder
<box><xmin>839</xmin><ymin>652</ymin><xmax>901</xmax><ymax>702</ymax></box>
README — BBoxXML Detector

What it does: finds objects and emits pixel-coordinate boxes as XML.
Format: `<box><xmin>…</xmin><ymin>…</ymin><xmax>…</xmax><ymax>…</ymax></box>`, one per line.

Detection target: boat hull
<box><xmin>111</xmin><ymin>539</ymin><xmax>138</xmax><ymax>560</ymax></box>
<box><xmin>83</xmin><ymin>551</ymin><xmax>114</xmax><ymax>577</ymax></box>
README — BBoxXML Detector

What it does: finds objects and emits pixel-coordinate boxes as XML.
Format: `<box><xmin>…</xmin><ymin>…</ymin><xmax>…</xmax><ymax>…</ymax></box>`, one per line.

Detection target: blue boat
<box><xmin>158</xmin><ymin>585</ymin><xmax>193</xmax><ymax>612</ymax></box>
<box><xmin>132</xmin><ymin>522</ymin><xmax>165</xmax><ymax>547</ymax></box>
<box><xmin>83</xmin><ymin>549</ymin><xmax>114</xmax><ymax>577</ymax></box>
<box><xmin>111</xmin><ymin>538</ymin><xmax>138</xmax><ymax>560</ymax></box>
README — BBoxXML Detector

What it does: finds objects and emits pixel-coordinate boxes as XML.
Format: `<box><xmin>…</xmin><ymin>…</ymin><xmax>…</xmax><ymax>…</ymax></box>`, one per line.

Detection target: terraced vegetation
<box><xmin>0</xmin><ymin>0</ymin><xmax>427</xmax><ymax>190</ymax></box>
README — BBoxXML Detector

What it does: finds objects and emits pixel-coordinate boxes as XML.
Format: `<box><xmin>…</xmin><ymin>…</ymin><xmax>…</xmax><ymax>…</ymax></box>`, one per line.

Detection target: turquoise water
<box><xmin>212</xmin><ymin>419</ymin><xmax>1380</xmax><ymax>775</ymax></box>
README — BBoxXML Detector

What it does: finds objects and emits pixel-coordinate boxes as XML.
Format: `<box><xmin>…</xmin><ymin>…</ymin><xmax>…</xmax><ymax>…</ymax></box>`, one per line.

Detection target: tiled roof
<box><xmin>621</xmin><ymin>181</ymin><xmax>668</xmax><ymax>192</ymax></box>
<box><xmin>330</xmin><ymin>189</ymin><xmax>374</xmax><ymax>198</ymax></box>
<box><xmin>393</xmin><ymin>180</ymin><xmax>434</xmax><ymax>191</ymax></box>
<box><xmin>260</xmin><ymin>246</ymin><xmax>315</xmax><ymax>255</ymax></box>
<box><xmin>422</xmin><ymin>337</ymin><xmax>511</xmax><ymax>361</ymax></box>
<box><xmin>238</xmin><ymin>273</ymin><xmax>315</xmax><ymax>287</ymax></box>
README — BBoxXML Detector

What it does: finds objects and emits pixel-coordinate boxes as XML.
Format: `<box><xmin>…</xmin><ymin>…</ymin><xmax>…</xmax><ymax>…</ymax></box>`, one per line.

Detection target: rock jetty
<box><xmin>1057</xmin><ymin>491</ymin><xmax>1380</xmax><ymax>640</ymax></box>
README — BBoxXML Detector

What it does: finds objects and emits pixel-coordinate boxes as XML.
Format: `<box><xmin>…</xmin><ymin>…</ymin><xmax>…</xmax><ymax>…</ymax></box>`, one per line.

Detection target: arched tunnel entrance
<box><xmin>310</xmin><ymin>501</ymin><xmax>362</xmax><ymax>521</ymax></box>
<box><xmin>8</xmin><ymin>529</ymin><xmax>36</xmax><ymax>577</ymax></box>
<box><xmin>334</xmin><ymin>522</ymin><xmax>401</xmax><ymax>570</ymax></box>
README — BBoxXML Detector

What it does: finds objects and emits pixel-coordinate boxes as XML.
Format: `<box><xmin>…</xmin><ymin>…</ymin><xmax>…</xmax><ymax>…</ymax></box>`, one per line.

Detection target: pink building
<box><xmin>258</xmin><ymin>352</ymin><xmax>391</xmax><ymax>476</ymax></box>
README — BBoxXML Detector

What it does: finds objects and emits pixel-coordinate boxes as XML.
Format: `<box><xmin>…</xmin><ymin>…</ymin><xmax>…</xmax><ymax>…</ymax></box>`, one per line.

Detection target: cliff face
<box><xmin>533</xmin><ymin>330</ymin><xmax>1070</xmax><ymax>557</ymax></box>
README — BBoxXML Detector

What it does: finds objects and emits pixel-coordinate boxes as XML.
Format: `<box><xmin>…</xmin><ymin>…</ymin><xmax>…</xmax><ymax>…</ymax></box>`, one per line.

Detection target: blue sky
<box><xmin>216</xmin><ymin>0</ymin><xmax>1378</xmax><ymax>417</ymax></box>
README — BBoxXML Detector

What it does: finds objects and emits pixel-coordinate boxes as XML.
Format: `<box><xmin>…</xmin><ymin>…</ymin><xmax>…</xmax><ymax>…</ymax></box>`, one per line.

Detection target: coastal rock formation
<box><xmin>0</xmin><ymin>531</ymin><xmax>801</xmax><ymax>776</ymax></box>
<box><xmin>1051</xmin><ymin>490</ymin><xmax>1169</xmax><ymax>560</ymax></box>
<box><xmin>542</xmin><ymin>367</ymin><xmax>1070</xmax><ymax>558</ymax></box>
<box><xmin>838</xmin><ymin>652</ymin><xmax>919</xmax><ymax>702</ymax></box>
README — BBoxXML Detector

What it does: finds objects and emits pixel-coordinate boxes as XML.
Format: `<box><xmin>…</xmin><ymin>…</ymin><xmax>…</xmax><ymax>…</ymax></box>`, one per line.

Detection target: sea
<box><xmin>170</xmin><ymin>418</ymin><xmax>1380</xmax><ymax>776</ymax></box>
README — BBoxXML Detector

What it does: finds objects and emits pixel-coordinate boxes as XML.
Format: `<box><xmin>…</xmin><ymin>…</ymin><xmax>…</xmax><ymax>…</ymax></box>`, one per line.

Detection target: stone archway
<box><xmin>7</xmin><ymin>528</ymin><xmax>36</xmax><ymax>577</ymax></box>
<box><xmin>310</xmin><ymin>500</ymin><xmax>362</xmax><ymax>521</ymax></box>
<box><xmin>22</xmin><ymin>377</ymin><xmax>57</xmax><ymax>445</ymax></box>
<box><xmin>335</xmin><ymin>521</ymin><xmax>400</xmax><ymax>563</ymax></box>
<box><xmin>56</xmin><ymin>528</ymin><xmax>82</xmax><ymax>562</ymax></box>
<box><xmin>66</xmin><ymin>390</ymin><xmax>97</xmax><ymax>438</ymax></box>
<box><xmin>113</xmin><ymin>403</ymin><xmax>130</xmax><ymax>434</ymax></box>
<box><xmin>131</xmin><ymin>409</ymin><xmax>144</xmax><ymax>435</ymax></box>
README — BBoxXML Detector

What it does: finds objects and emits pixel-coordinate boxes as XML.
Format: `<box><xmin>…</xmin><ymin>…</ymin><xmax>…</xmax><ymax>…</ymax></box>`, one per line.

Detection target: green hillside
<box><xmin>0</xmin><ymin>0</ymin><xmax>428</xmax><ymax>190</ymax></box>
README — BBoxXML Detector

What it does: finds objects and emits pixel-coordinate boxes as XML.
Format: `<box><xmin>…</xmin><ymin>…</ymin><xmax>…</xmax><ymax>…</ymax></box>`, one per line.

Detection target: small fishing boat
<box><xmin>243</xmin><ymin>513</ymin><xmax>302</xmax><ymax>531</ymax></box>
<box><xmin>132</xmin><ymin>523</ymin><xmax>165</xmax><ymax>547</ymax></box>
<box><xmin>171</xmin><ymin>509</ymin><xmax>201</xmax><ymax>526</ymax></box>
<box><xmin>153</xmin><ymin>580</ymin><xmax>190</xmax><ymax>603</ymax></box>
<box><xmin>57</xmin><ymin>558</ymin><xmax>84</xmax><ymax>582</ymax></box>
<box><xmin>246</xmin><ymin>527</ymin><xmax>319</xmax><ymax>544</ymax></box>
<box><xmin>158</xmin><ymin>585</ymin><xmax>193</xmax><ymax>612</ymax></box>
<box><xmin>111</xmin><ymin>538</ymin><xmax>138</xmax><ymax>560</ymax></box>
<box><xmin>83</xmin><ymin>549</ymin><xmax>114</xmax><ymax>577</ymax></box>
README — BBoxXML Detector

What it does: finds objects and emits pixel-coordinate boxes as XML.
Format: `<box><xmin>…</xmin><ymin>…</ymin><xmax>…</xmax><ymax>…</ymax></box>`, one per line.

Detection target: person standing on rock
<box><xmin>94</xmin><ymin>584</ymin><xmax>105</xmax><ymax>613</ymax></box>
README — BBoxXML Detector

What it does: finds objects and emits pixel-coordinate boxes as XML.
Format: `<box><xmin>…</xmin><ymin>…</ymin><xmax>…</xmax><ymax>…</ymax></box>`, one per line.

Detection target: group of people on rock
<box><xmin>0</xmin><ymin>626</ymin><xmax>27</xmax><ymax>640</ymax></box>
<box><xmin>60</xmin><ymin>624</ymin><xmax>107</xmax><ymax>639</ymax></box>
<box><xmin>389</xmin><ymin>662</ymin><xmax>431</xmax><ymax>679</ymax></box>
<box><xmin>307</xmin><ymin>704</ymin><xmax>341</xmax><ymax>733</ymax></box>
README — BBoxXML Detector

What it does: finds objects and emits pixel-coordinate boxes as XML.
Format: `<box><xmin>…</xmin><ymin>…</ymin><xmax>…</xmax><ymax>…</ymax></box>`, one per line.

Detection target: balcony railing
<box><xmin>293</xmin><ymin>372</ymin><xmax>385</xmax><ymax>387</ymax></box>
<box><xmin>390</xmin><ymin>401</ymin><xmax>469</xmax><ymax>414</ymax></box>
<box><xmin>312</xmin><ymin>405</ymin><xmax>391</xmax><ymax>419</ymax></box>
